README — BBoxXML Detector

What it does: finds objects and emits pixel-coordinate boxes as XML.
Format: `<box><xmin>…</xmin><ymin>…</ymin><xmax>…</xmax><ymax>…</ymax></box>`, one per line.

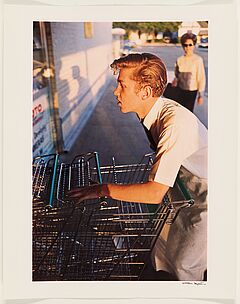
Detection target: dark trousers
<box><xmin>177</xmin><ymin>88</ymin><xmax>198</xmax><ymax>112</ymax></box>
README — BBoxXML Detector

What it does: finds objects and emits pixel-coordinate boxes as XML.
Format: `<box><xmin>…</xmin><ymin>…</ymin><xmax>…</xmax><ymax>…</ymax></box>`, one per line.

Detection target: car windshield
<box><xmin>201</xmin><ymin>37</ymin><xmax>208</xmax><ymax>43</ymax></box>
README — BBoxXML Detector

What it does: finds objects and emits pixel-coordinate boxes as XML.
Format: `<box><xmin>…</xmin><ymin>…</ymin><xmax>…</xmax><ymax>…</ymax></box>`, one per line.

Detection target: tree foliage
<box><xmin>113</xmin><ymin>22</ymin><xmax>181</xmax><ymax>34</ymax></box>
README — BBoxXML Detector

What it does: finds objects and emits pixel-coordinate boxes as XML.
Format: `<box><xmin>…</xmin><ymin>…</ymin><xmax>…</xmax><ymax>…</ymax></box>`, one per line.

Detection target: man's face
<box><xmin>114</xmin><ymin>68</ymin><xmax>142</xmax><ymax>114</ymax></box>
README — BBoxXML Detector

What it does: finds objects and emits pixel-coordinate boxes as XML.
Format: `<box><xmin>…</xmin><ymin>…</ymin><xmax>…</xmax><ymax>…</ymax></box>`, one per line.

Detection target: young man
<box><xmin>68</xmin><ymin>53</ymin><xmax>208</xmax><ymax>281</ymax></box>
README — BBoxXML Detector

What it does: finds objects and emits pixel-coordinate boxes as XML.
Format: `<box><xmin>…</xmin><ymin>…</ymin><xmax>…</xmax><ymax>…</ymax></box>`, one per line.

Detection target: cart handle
<box><xmin>70</xmin><ymin>151</ymin><xmax>97</xmax><ymax>165</ymax></box>
<box><xmin>47</xmin><ymin>154</ymin><xmax>59</xmax><ymax>208</ymax></box>
<box><xmin>176</xmin><ymin>175</ymin><xmax>194</xmax><ymax>204</ymax></box>
<box><xmin>94</xmin><ymin>152</ymin><xmax>108</xmax><ymax>205</ymax></box>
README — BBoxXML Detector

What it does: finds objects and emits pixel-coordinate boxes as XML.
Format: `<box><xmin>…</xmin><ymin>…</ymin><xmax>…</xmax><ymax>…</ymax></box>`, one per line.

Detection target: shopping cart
<box><xmin>32</xmin><ymin>152</ymin><xmax>194</xmax><ymax>281</ymax></box>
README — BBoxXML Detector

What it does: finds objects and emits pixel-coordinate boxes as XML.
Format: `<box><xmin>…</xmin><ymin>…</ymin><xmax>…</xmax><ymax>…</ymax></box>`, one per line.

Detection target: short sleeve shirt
<box><xmin>143</xmin><ymin>97</ymin><xmax>208</xmax><ymax>187</ymax></box>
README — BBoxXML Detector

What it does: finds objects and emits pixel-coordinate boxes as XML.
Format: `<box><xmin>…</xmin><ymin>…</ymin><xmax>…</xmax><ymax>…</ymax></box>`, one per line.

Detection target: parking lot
<box><xmin>132</xmin><ymin>44</ymin><xmax>208</xmax><ymax>127</ymax></box>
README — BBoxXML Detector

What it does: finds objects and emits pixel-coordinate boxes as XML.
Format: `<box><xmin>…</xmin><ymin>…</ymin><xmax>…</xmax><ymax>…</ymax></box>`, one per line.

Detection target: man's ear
<box><xmin>140</xmin><ymin>85</ymin><xmax>153</xmax><ymax>100</ymax></box>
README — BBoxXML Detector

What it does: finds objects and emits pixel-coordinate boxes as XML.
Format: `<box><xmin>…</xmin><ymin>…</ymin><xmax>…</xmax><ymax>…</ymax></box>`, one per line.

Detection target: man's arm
<box><xmin>67</xmin><ymin>181</ymin><xmax>169</xmax><ymax>205</ymax></box>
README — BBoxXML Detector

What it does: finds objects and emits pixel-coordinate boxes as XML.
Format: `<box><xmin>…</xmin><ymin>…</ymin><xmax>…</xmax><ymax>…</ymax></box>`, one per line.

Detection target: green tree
<box><xmin>113</xmin><ymin>22</ymin><xmax>181</xmax><ymax>36</ymax></box>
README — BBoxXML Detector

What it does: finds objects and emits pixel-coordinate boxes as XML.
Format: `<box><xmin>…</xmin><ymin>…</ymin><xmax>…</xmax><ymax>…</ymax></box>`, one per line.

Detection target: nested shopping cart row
<box><xmin>32</xmin><ymin>152</ymin><xmax>193</xmax><ymax>281</ymax></box>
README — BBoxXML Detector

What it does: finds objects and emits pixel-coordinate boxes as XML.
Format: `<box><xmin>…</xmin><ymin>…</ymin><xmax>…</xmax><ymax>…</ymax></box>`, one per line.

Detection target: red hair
<box><xmin>110</xmin><ymin>53</ymin><xmax>167</xmax><ymax>97</ymax></box>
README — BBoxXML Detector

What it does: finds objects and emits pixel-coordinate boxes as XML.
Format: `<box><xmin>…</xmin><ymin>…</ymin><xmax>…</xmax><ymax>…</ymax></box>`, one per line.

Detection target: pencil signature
<box><xmin>182</xmin><ymin>281</ymin><xmax>206</xmax><ymax>286</ymax></box>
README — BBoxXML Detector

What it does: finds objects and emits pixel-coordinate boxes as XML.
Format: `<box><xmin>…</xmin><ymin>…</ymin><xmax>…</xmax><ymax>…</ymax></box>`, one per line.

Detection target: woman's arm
<box><xmin>197</xmin><ymin>57</ymin><xmax>206</xmax><ymax>97</ymax></box>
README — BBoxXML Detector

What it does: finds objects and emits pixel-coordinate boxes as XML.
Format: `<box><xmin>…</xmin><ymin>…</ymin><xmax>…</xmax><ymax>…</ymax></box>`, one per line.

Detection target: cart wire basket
<box><xmin>32</xmin><ymin>152</ymin><xmax>194</xmax><ymax>281</ymax></box>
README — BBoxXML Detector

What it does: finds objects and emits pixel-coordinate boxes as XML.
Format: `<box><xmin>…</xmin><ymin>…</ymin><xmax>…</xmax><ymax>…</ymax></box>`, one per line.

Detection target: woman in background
<box><xmin>172</xmin><ymin>32</ymin><xmax>206</xmax><ymax>112</ymax></box>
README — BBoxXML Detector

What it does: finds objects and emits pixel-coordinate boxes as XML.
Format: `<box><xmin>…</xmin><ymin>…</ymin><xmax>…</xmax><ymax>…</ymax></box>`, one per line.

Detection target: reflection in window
<box><xmin>33</xmin><ymin>22</ymin><xmax>48</xmax><ymax>94</ymax></box>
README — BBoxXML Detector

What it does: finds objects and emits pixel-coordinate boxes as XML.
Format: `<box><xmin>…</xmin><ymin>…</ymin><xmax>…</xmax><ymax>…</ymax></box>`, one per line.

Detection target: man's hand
<box><xmin>66</xmin><ymin>184</ymin><xmax>107</xmax><ymax>203</ymax></box>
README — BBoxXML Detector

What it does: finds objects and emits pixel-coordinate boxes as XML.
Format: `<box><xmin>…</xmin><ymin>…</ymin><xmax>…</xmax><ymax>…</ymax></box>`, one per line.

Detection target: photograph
<box><xmin>32</xmin><ymin>20</ymin><xmax>208</xmax><ymax>282</ymax></box>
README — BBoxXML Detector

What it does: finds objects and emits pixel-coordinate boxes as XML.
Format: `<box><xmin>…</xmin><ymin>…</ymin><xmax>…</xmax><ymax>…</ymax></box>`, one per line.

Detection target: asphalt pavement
<box><xmin>136</xmin><ymin>44</ymin><xmax>208</xmax><ymax>127</ymax></box>
<box><xmin>63</xmin><ymin>45</ymin><xmax>208</xmax><ymax>166</ymax></box>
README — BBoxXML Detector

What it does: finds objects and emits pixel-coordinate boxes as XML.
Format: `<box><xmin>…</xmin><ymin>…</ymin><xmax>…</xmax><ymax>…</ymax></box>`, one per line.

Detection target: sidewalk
<box><xmin>63</xmin><ymin>76</ymin><xmax>208</xmax><ymax>165</ymax></box>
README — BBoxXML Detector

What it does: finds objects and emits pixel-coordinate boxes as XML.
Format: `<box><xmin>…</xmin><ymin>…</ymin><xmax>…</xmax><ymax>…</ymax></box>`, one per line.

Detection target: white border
<box><xmin>3</xmin><ymin>3</ymin><xmax>238</xmax><ymax>301</ymax></box>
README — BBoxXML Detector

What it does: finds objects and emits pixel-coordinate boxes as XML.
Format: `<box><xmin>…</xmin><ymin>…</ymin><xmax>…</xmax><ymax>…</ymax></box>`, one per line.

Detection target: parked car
<box><xmin>122</xmin><ymin>45</ymin><xmax>133</xmax><ymax>56</ymax></box>
<box><xmin>171</xmin><ymin>31</ymin><xmax>178</xmax><ymax>44</ymax></box>
<box><xmin>198</xmin><ymin>37</ymin><xmax>208</xmax><ymax>48</ymax></box>
<box><xmin>121</xmin><ymin>40</ymin><xmax>138</xmax><ymax>56</ymax></box>
<box><xmin>163</xmin><ymin>36</ymin><xmax>171</xmax><ymax>43</ymax></box>
<box><xmin>124</xmin><ymin>40</ymin><xmax>137</xmax><ymax>48</ymax></box>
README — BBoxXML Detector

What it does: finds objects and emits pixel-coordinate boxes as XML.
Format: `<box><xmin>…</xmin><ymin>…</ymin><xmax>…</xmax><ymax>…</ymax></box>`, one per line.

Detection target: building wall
<box><xmin>51</xmin><ymin>22</ymin><xmax>113</xmax><ymax>151</ymax></box>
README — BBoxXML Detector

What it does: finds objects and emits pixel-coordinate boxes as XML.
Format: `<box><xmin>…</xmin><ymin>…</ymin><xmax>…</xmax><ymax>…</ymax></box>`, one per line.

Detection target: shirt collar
<box><xmin>141</xmin><ymin>97</ymin><xmax>163</xmax><ymax>130</ymax></box>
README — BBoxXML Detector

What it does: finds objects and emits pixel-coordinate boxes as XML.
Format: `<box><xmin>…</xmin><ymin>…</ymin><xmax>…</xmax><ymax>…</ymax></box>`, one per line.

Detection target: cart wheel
<box><xmin>100</xmin><ymin>200</ymin><xmax>108</xmax><ymax>208</ymax></box>
<box><xmin>44</xmin><ymin>204</ymin><xmax>53</xmax><ymax>211</ymax></box>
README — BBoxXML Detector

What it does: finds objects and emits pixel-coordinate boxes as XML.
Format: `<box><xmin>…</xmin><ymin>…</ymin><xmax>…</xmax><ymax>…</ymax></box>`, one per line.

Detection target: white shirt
<box><xmin>175</xmin><ymin>54</ymin><xmax>206</xmax><ymax>93</ymax></box>
<box><xmin>143</xmin><ymin>97</ymin><xmax>207</xmax><ymax>187</ymax></box>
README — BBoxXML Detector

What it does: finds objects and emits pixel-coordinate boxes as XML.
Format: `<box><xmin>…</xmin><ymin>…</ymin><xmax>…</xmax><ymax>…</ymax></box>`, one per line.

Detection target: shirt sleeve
<box><xmin>148</xmin><ymin>108</ymin><xmax>200</xmax><ymax>187</ymax></box>
<box><xmin>197</xmin><ymin>57</ymin><xmax>206</xmax><ymax>94</ymax></box>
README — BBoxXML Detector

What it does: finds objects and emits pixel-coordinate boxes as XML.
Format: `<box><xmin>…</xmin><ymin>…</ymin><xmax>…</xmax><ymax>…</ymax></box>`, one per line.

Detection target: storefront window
<box><xmin>33</xmin><ymin>22</ymin><xmax>48</xmax><ymax>95</ymax></box>
<box><xmin>33</xmin><ymin>22</ymin><xmax>54</xmax><ymax>157</ymax></box>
